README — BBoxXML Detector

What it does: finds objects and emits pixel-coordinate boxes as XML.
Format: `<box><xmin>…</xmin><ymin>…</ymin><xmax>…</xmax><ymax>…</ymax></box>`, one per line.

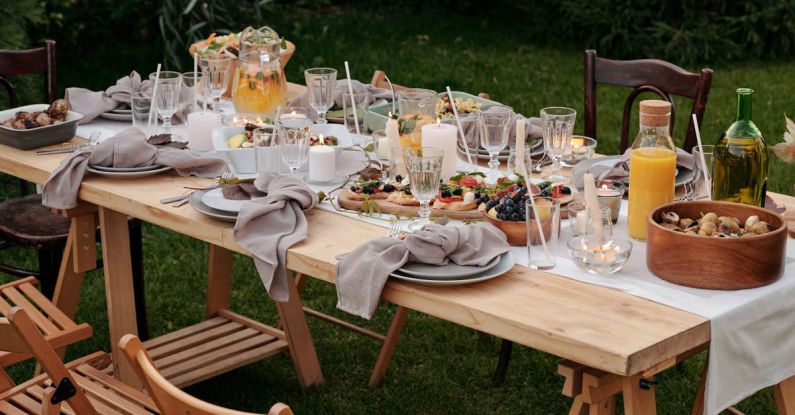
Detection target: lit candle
<box><xmin>515</xmin><ymin>119</ymin><xmax>525</xmax><ymax>174</ymax></box>
<box><xmin>385</xmin><ymin>112</ymin><xmax>405</xmax><ymax>177</ymax></box>
<box><xmin>280</xmin><ymin>111</ymin><xmax>309</xmax><ymax>129</ymax></box>
<box><xmin>596</xmin><ymin>184</ymin><xmax>623</xmax><ymax>224</ymax></box>
<box><xmin>421</xmin><ymin>119</ymin><xmax>458</xmax><ymax>179</ymax></box>
<box><xmin>187</xmin><ymin>110</ymin><xmax>219</xmax><ymax>152</ymax></box>
<box><xmin>308</xmin><ymin>134</ymin><xmax>336</xmax><ymax>182</ymax></box>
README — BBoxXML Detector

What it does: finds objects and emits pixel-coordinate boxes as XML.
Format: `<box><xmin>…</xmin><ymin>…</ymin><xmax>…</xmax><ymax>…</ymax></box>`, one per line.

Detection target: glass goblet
<box><xmin>304</xmin><ymin>67</ymin><xmax>337</xmax><ymax>124</ymax></box>
<box><xmin>478</xmin><ymin>105</ymin><xmax>514</xmax><ymax>184</ymax></box>
<box><xmin>200</xmin><ymin>54</ymin><xmax>232</xmax><ymax>117</ymax></box>
<box><xmin>541</xmin><ymin>107</ymin><xmax>577</xmax><ymax>183</ymax></box>
<box><xmin>404</xmin><ymin>147</ymin><xmax>444</xmax><ymax>231</ymax></box>
<box><xmin>148</xmin><ymin>71</ymin><xmax>182</xmax><ymax>138</ymax></box>
<box><xmin>279</xmin><ymin>125</ymin><xmax>310</xmax><ymax>175</ymax></box>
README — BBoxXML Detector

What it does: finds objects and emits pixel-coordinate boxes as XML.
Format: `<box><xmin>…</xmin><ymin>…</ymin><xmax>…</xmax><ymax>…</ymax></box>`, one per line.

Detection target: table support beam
<box><xmin>206</xmin><ymin>245</ymin><xmax>233</xmax><ymax>318</ymax></box>
<box><xmin>275</xmin><ymin>273</ymin><xmax>324</xmax><ymax>388</ymax></box>
<box><xmin>368</xmin><ymin>305</ymin><xmax>409</xmax><ymax>388</ymax></box>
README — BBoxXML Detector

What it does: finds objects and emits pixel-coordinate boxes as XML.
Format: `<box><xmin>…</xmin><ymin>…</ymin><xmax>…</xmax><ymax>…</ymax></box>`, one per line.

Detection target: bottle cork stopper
<box><xmin>639</xmin><ymin>100</ymin><xmax>671</xmax><ymax>126</ymax></box>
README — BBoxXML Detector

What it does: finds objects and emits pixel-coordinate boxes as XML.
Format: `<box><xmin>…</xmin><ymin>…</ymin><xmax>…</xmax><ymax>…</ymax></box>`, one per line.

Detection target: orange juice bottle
<box><xmin>627</xmin><ymin>100</ymin><xmax>676</xmax><ymax>240</ymax></box>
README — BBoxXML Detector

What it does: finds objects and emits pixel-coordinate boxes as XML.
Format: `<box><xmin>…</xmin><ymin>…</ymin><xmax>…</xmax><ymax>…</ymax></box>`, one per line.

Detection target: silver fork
<box><xmin>161</xmin><ymin>172</ymin><xmax>234</xmax><ymax>205</ymax></box>
<box><xmin>335</xmin><ymin>221</ymin><xmax>405</xmax><ymax>260</ymax></box>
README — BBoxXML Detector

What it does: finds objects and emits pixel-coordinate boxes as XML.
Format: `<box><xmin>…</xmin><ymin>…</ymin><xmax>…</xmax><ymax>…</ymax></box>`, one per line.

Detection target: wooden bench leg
<box><xmin>275</xmin><ymin>272</ymin><xmax>324</xmax><ymax>388</ymax></box>
<box><xmin>622</xmin><ymin>373</ymin><xmax>657</xmax><ymax>415</ymax></box>
<box><xmin>205</xmin><ymin>245</ymin><xmax>233</xmax><ymax>319</ymax></box>
<box><xmin>0</xmin><ymin>368</ymin><xmax>13</xmax><ymax>392</ymax></box>
<box><xmin>774</xmin><ymin>375</ymin><xmax>795</xmax><ymax>414</ymax></box>
<box><xmin>690</xmin><ymin>361</ymin><xmax>708</xmax><ymax>415</ymax></box>
<box><xmin>368</xmin><ymin>305</ymin><xmax>409</xmax><ymax>388</ymax></box>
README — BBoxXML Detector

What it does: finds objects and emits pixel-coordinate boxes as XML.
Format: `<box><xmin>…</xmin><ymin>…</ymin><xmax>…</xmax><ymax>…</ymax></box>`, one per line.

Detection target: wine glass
<box><xmin>148</xmin><ymin>71</ymin><xmax>182</xmax><ymax>138</ymax></box>
<box><xmin>279</xmin><ymin>121</ymin><xmax>310</xmax><ymax>175</ymax></box>
<box><xmin>478</xmin><ymin>105</ymin><xmax>514</xmax><ymax>184</ymax></box>
<box><xmin>200</xmin><ymin>54</ymin><xmax>232</xmax><ymax>117</ymax></box>
<box><xmin>304</xmin><ymin>68</ymin><xmax>337</xmax><ymax>124</ymax></box>
<box><xmin>541</xmin><ymin>107</ymin><xmax>576</xmax><ymax>183</ymax></box>
<box><xmin>404</xmin><ymin>147</ymin><xmax>444</xmax><ymax>231</ymax></box>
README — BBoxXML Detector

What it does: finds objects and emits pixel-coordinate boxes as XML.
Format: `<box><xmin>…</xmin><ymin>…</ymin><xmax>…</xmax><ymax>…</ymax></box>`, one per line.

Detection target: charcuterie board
<box><xmin>338</xmin><ymin>189</ymin><xmax>483</xmax><ymax>221</ymax></box>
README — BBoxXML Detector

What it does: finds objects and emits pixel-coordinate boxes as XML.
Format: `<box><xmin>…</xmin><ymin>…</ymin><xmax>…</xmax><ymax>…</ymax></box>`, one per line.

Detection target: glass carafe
<box><xmin>712</xmin><ymin>88</ymin><xmax>768</xmax><ymax>206</ymax></box>
<box><xmin>397</xmin><ymin>89</ymin><xmax>436</xmax><ymax>151</ymax></box>
<box><xmin>232</xmin><ymin>51</ymin><xmax>287</xmax><ymax>117</ymax></box>
<box><xmin>627</xmin><ymin>100</ymin><xmax>677</xmax><ymax>241</ymax></box>
<box><xmin>239</xmin><ymin>26</ymin><xmax>281</xmax><ymax>61</ymax></box>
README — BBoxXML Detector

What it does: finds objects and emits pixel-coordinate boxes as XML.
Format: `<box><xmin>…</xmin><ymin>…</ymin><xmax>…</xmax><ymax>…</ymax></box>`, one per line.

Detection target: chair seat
<box><xmin>0</xmin><ymin>352</ymin><xmax>159</xmax><ymax>414</ymax></box>
<box><xmin>0</xmin><ymin>194</ymin><xmax>71</xmax><ymax>246</ymax></box>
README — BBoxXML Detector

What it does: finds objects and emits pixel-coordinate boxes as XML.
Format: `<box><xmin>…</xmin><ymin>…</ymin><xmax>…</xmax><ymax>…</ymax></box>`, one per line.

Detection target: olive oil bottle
<box><xmin>712</xmin><ymin>88</ymin><xmax>768</xmax><ymax>206</ymax></box>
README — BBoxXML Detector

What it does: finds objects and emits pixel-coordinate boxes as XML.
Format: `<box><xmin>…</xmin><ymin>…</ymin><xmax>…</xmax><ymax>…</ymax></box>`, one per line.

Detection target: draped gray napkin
<box><xmin>336</xmin><ymin>222</ymin><xmax>510</xmax><ymax>319</ymax></box>
<box><xmin>287</xmin><ymin>79</ymin><xmax>393</xmax><ymax>121</ymax></box>
<box><xmin>66</xmin><ymin>71</ymin><xmax>152</xmax><ymax>123</ymax></box>
<box><xmin>455</xmin><ymin>110</ymin><xmax>544</xmax><ymax>154</ymax></box>
<box><xmin>572</xmin><ymin>148</ymin><xmax>695</xmax><ymax>189</ymax></box>
<box><xmin>233</xmin><ymin>172</ymin><xmax>318</xmax><ymax>302</ymax></box>
<box><xmin>42</xmin><ymin>127</ymin><xmax>228</xmax><ymax>209</ymax></box>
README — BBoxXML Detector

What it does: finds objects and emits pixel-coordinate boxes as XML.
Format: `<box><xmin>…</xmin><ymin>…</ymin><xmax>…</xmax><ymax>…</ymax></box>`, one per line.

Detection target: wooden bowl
<box><xmin>481</xmin><ymin>210</ymin><xmax>559</xmax><ymax>246</ymax></box>
<box><xmin>647</xmin><ymin>200</ymin><xmax>787</xmax><ymax>290</ymax></box>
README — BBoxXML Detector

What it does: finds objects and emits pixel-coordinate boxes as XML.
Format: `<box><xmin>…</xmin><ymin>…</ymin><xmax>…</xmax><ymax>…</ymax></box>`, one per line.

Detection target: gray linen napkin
<box><xmin>335</xmin><ymin>222</ymin><xmax>510</xmax><ymax>319</ymax></box>
<box><xmin>572</xmin><ymin>148</ymin><xmax>695</xmax><ymax>189</ymax></box>
<box><xmin>66</xmin><ymin>71</ymin><xmax>152</xmax><ymax>123</ymax></box>
<box><xmin>287</xmin><ymin>79</ymin><xmax>393</xmax><ymax>121</ymax></box>
<box><xmin>42</xmin><ymin>127</ymin><xmax>229</xmax><ymax>209</ymax></box>
<box><xmin>233</xmin><ymin>172</ymin><xmax>318</xmax><ymax>302</ymax></box>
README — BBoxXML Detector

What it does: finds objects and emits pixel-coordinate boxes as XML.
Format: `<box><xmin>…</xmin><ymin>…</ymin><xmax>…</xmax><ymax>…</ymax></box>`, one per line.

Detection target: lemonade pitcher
<box><xmin>627</xmin><ymin>100</ymin><xmax>677</xmax><ymax>240</ymax></box>
<box><xmin>232</xmin><ymin>51</ymin><xmax>286</xmax><ymax>117</ymax></box>
<box><xmin>397</xmin><ymin>89</ymin><xmax>436</xmax><ymax>151</ymax></box>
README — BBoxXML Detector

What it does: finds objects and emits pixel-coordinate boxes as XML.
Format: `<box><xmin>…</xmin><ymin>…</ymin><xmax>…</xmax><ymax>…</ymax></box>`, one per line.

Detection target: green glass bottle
<box><xmin>712</xmin><ymin>88</ymin><xmax>768</xmax><ymax>206</ymax></box>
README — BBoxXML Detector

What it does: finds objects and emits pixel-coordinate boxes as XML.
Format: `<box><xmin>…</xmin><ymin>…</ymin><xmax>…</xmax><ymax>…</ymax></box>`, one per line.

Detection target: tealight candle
<box><xmin>187</xmin><ymin>110</ymin><xmax>218</xmax><ymax>152</ymax></box>
<box><xmin>280</xmin><ymin>111</ymin><xmax>309</xmax><ymax>129</ymax></box>
<box><xmin>595</xmin><ymin>181</ymin><xmax>626</xmax><ymax>224</ymax></box>
<box><xmin>421</xmin><ymin>119</ymin><xmax>458</xmax><ymax>179</ymax></box>
<box><xmin>308</xmin><ymin>134</ymin><xmax>336</xmax><ymax>182</ymax></box>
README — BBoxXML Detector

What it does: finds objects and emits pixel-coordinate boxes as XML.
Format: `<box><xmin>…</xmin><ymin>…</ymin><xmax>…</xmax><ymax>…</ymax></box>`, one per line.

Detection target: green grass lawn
<box><xmin>2</xmin><ymin>5</ymin><xmax>793</xmax><ymax>414</ymax></box>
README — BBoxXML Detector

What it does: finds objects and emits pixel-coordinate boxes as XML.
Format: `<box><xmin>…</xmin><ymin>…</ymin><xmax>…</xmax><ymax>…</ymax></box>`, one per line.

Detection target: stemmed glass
<box><xmin>478</xmin><ymin>105</ymin><xmax>514</xmax><ymax>183</ymax></box>
<box><xmin>148</xmin><ymin>71</ymin><xmax>182</xmax><ymax>138</ymax></box>
<box><xmin>278</xmin><ymin>108</ymin><xmax>311</xmax><ymax>175</ymax></box>
<box><xmin>304</xmin><ymin>67</ymin><xmax>337</xmax><ymax>124</ymax></box>
<box><xmin>541</xmin><ymin>107</ymin><xmax>577</xmax><ymax>183</ymax></box>
<box><xmin>404</xmin><ymin>147</ymin><xmax>444</xmax><ymax>231</ymax></box>
<box><xmin>200</xmin><ymin>54</ymin><xmax>232</xmax><ymax>117</ymax></box>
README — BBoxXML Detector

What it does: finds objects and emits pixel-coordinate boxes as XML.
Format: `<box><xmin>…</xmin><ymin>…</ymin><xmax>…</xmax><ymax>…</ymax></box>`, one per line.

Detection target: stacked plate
<box><xmin>99</xmin><ymin>106</ymin><xmax>132</xmax><ymax>121</ymax></box>
<box><xmin>87</xmin><ymin>164</ymin><xmax>171</xmax><ymax>178</ymax></box>
<box><xmin>189</xmin><ymin>188</ymin><xmax>255</xmax><ymax>222</ymax></box>
<box><xmin>389</xmin><ymin>251</ymin><xmax>515</xmax><ymax>286</ymax></box>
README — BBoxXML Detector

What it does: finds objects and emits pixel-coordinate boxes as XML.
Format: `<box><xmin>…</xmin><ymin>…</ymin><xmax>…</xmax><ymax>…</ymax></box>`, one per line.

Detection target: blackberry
<box><xmin>382</xmin><ymin>184</ymin><xmax>395</xmax><ymax>193</ymax></box>
<box><xmin>362</xmin><ymin>187</ymin><xmax>373</xmax><ymax>195</ymax></box>
<box><xmin>441</xmin><ymin>190</ymin><xmax>452</xmax><ymax>198</ymax></box>
<box><xmin>561</xmin><ymin>186</ymin><xmax>572</xmax><ymax>195</ymax></box>
<box><xmin>452</xmin><ymin>187</ymin><xmax>462</xmax><ymax>196</ymax></box>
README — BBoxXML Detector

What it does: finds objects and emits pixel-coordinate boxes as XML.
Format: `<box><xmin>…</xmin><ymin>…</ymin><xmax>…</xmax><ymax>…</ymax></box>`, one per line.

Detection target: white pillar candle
<box><xmin>515</xmin><ymin>119</ymin><xmax>525</xmax><ymax>174</ymax></box>
<box><xmin>421</xmin><ymin>121</ymin><xmax>458</xmax><ymax>179</ymax></box>
<box><xmin>376</xmin><ymin>136</ymin><xmax>390</xmax><ymax>159</ymax></box>
<box><xmin>187</xmin><ymin>110</ymin><xmax>218</xmax><ymax>152</ymax></box>
<box><xmin>385</xmin><ymin>113</ymin><xmax>405</xmax><ymax>177</ymax></box>
<box><xmin>575</xmin><ymin>210</ymin><xmax>588</xmax><ymax>235</ymax></box>
<box><xmin>308</xmin><ymin>135</ymin><xmax>336</xmax><ymax>182</ymax></box>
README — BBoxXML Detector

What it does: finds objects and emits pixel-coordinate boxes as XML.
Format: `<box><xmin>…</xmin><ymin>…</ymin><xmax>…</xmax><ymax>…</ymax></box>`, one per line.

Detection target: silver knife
<box><xmin>36</xmin><ymin>144</ymin><xmax>92</xmax><ymax>155</ymax></box>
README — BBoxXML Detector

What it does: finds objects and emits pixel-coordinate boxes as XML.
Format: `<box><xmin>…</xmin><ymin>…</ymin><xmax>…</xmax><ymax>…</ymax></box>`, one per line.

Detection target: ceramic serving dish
<box><xmin>0</xmin><ymin>104</ymin><xmax>84</xmax><ymax>150</ymax></box>
<box><xmin>647</xmin><ymin>200</ymin><xmax>787</xmax><ymax>290</ymax></box>
<box><xmin>364</xmin><ymin>91</ymin><xmax>500</xmax><ymax>133</ymax></box>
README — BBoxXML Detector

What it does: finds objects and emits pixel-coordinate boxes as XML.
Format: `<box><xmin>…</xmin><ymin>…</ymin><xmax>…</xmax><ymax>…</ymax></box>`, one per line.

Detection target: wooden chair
<box><xmin>0</xmin><ymin>306</ymin><xmax>159</xmax><ymax>414</ymax></box>
<box><xmin>0</xmin><ymin>277</ymin><xmax>92</xmax><ymax>391</ymax></box>
<box><xmin>120</xmin><ymin>334</ymin><xmax>293</xmax><ymax>415</ymax></box>
<box><xmin>583</xmin><ymin>49</ymin><xmax>713</xmax><ymax>153</ymax></box>
<box><xmin>0</xmin><ymin>40</ymin><xmax>56</xmax><ymax>107</ymax></box>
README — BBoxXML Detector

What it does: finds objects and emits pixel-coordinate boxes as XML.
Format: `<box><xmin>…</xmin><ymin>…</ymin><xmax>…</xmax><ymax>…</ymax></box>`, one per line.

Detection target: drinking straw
<box><xmin>343</xmin><ymin>61</ymin><xmax>361</xmax><ymax>135</ymax></box>
<box><xmin>193</xmin><ymin>52</ymin><xmax>198</xmax><ymax>82</ymax></box>
<box><xmin>692</xmin><ymin>113</ymin><xmax>712</xmax><ymax>200</ymax></box>
<box><xmin>519</xmin><ymin>161</ymin><xmax>554</xmax><ymax>265</ymax></box>
<box><xmin>384</xmin><ymin>74</ymin><xmax>396</xmax><ymax>115</ymax></box>
<box><xmin>147</xmin><ymin>63</ymin><xmax>162</xmax><ymax>129</ymax></box>
<box><xmin>446</xmin><ymin>86</ymin><xmax>474</xmax><ymax>166</ymax></box>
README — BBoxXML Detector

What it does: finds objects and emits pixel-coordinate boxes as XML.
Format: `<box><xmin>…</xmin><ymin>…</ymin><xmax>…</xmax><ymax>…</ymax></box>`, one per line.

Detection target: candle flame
<box><xmin>601</xmin><ymin>184</ymin><xmax>608</xmax><ymax>190</ymax></box>
<box><xmin>319</xmin><ymin>134</ymin><xmax>325</xmax><ymax>145</ymax></box>
<box><xmin>436</xmin><ymin>117</ymin><xmax>441</xmax><ymax>127</ymax></box>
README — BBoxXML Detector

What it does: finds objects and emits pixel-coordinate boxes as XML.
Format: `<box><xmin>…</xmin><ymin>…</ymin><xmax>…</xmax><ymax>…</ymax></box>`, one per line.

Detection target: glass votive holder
<box><xmin>221</xmin><ymin>113</ymin><xmax>272</xmax><ymax>127</ymax></box>
<box><xmin>567</xmin><ymin>235</ymin><xmax>633</xmax><ymax>276</ymax></box>
<box><xmin>586</xmin><ymin>206</ymin><xmax>613</xmax><ymax>241</ymax></box>
<box><xmin>595</xmin><ymin>180</ymin><xmax>626</xmax><ymax>224</ymax></box>
<box><xmin>567</xmin><ymin>201</ymin><xmax>588</xmax><ymax>238</ymax></box>
<box><xmin>525</xmin><ymin>197</ymin><xmax>561</xmax><ymax>270</ymax></box>
<box><xmin>561</xmin><ymin>135</ymin><xmax>597</xmax><ymax>167</ymax></box>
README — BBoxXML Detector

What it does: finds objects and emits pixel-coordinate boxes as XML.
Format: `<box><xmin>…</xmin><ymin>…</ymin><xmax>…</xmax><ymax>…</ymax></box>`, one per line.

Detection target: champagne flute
<box><xmin>405</xmin><ymin>147</ymin><xmax>444</xmax><ymax>231</ymax></box>
<box><xmin>541</xmin><ymin>107</ymin><xmax>576</xmax><ymax>183</ymax></box>
<box><xmin>478</xmin><ymin>105</ymin><xmax>514</xmax><ymax>184</ymax></box>
<box><xmin>304</xmin><ymin>67</ymin><xmax>337</xmax><ymax>124</ymax></box>
<box><xmin>148</xmin><ymin>71</ymin><xmax>182</xmax><ymax>137</ymax></box>
<box><xmin>200</xmin><ymin>54</ymin><xmax>232</xmax><ymax>117</ymax></box>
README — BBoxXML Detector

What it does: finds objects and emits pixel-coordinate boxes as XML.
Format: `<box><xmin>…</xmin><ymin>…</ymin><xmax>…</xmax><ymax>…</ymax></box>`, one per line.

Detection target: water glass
<box><xmin>586</xmin><ymin>206</ymin><xmax>613</xmax><ymax>242</ymax></box>
<box><xmin>279</xmin><ymin>124</ymin><xmax>310</xmax><ymax>175</ymax></box>
<box><xmin>372</xmin><ymin>130</ymin><xmax>394</xmax><ymax>179</ymax></box>
<box><xmin>525</xmin><ymin>197</ymin><xmax>560</xmax><ymax>270</ymax></box>
<box><xmin>541</xmin><ymin>107</ymin><xmax>576</xmax><ymax>183</ymax></box>
<box><xmin>149</xmin><ymin>71</ymin><xmax>182</xmax><ymax>136</ymax></box>
<box><xmin>181</xmin><ymin>72</ymin><xmax>202</xmax><ymax>115</ymax></box>
<box><xmin>305</xmin><ymin>67</ymin><xmax>337</xmax><ymax>124</ymax></box>
<box><xmin>343</xmin><ymin>92</ymin><xmax>368</xmax><ymax>134</ymax></box>
<box><xmin>478</xmin><ymin>105</ymin><xmax>514</xmax><ymax>183</ymax></box>
<box><xmin>200</xmin><ymin>54</ymin><xmax>232</xmax><ymax>116</ymax></box>
<box><xmin>254</xmin><ymin>126</ymin><xmax>281</xmax><ymax>173</ymax></box>
<box><xmin>692</xmin><ymin>145</ymin><xmax>715</xmax><ymax>200</ymax></box>
<box><xmin>131</xmin><ymin>92</ymin><xmax>154</xmax><ymax>135</ymax></box>
<box><xmin>279</xmin><ymin>106</ymin><xmax>312</xmax><ymax>130</ymax></box>
<box><xmin>404</xmin><ymin>147</ymin><xmax>444</xmax><ymax>231</ymax></box>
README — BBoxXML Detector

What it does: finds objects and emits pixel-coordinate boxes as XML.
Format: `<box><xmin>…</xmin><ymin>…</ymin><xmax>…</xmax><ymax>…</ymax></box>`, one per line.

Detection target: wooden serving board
<box><xmin>338</xmin><ymin>190</ymin><xmax>483</xmax><ymax>221</ymax></box>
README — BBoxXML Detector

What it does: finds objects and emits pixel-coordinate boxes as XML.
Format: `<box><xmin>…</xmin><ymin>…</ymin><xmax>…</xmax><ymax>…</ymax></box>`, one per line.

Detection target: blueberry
<box><xmin>504</xmin><ymin>205</ymin><xmax>514</xmax><ymax>214</ymax></box>
<box><xmin>404</xmin><ymin>189</ymin><xmax>412</xmax><ymax>195</ymax></box>
<box><xmin>480</xmin><ymin>196</ymin><xmax>490</xmax><ymax>204</ymax></box>
<box><xmin>395</xmin><ymin>174</ymin><xmax>403</xmax><ymax>182</ymax></box>
<box><xmin>362</xmin><ymin>187</ymin><xmax>373</xmax><ymax>195</ymax></box>
<box><xmin>496</xmin><ymin>205</ymin><xmax>504</xmax><ymax>213</ymax></box>
<box><xmin>510</xmin><ymin>213</ymin><xmax>521</xmax><ymax>221</ymax></box>
<box><xmin>382</xmin><ymin>184</ymin><xmax>395</xmax><ymax>193</ymax></box>
<box><xmin>441</xmin><ymin>190</ymin><xmax>452</xmax><ymax>198</ymax></box>
<box><xmin>474</xmin><ymin>192</ymin><xmax>481</xmax><ymax>199</ymax></box>
<box><xmin>452</xmin><ymin>187</ymin><xmax>462</xmax><ymax>196</ymax></box>
<box><xmin>561</xmin><ymin>186</ymin><xmax>572</xmax><ymax>195</ymax></box>
<box><xmin>505</xmin><ymin>198</ymin><xmax>514</xmax><ymax>206</ymax></box>
<box><xmin>350</xmin><ymin>186</ymin><xmax>356</xmax><ymax>191</ymax></box>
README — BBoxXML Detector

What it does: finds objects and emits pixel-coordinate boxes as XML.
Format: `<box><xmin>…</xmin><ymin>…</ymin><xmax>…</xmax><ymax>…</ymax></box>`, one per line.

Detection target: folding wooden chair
<box><xmin>0</xmin><ymin>306</ymin><xmax>159</xmax><ymax>414</ymax></box>
<box><xmin>0</xmin><ymin>277</ymin><xmax>92</xmax><ymax>391</ymax></box>
<box><xmin>120</xmin><ymin>334</ymin><xmax>293</xmax><ymax>415</ymax></box>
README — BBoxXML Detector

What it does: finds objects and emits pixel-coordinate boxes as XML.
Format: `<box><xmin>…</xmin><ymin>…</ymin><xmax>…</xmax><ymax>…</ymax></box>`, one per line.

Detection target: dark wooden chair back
<box><xmin>0</xmin><ymin>40</ymin><xmax>56</xmax><ymax>107</ymax></box>
<box><xmin>584</xmin><ymin>49</ymin><xmax>713</xmax><ymax>152</ymax></box>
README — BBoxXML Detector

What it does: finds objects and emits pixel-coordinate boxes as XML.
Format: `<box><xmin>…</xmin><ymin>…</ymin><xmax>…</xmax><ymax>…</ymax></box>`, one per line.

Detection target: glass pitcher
<box><xmin>397</xmin><ymin>88</ymin><xmax>436</xmax><ymax>151</ymax></box>
<box><xmin>231</xmin><ymin>51</ymin><xmax>287</xmax><ymax>117</ymax></box>
<box><xmin>239</xmin><ymin>26</ymin><xmax>281</xmax><ymax>61</ymax></box>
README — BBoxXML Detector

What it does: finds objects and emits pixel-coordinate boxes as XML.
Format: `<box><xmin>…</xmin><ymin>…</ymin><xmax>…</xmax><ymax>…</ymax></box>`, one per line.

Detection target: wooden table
<box><xmin>1</xmin><ymin>83</ymin><xmax>794</xmax><ymax>413</ymax></box>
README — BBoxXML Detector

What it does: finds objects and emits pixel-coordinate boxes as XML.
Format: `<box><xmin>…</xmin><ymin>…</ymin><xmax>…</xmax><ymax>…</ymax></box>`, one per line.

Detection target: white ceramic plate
<box><xmin>201</xmin><ymin>187</ymin><xmax>252</xmax><ymax>213</ymax></box>
<box><xmin>99</xmin><ymin>112</ymin><xmax>132</xmax><ymax>121</ymax></box>
<box><xmin>90</xmin><ymin>165</ymin><xmax>163</xmax><ymax>172</ymax></box>
<box><xmin>86</xmin><ymin>165</ymin><xmax>171</xmax><ymax>178</ymax></box>
<box><xmin>573</xmin><ymin>155</ymin><xmax>694</xmax><ymax>188</ymax></box>
<box><xmin>189</xmin><ymin>190</ymin><xmax>237</xmax><ymax>222</ymax></box>
<box><xmin>398</xmin><ymin>254</ymin><xmax>501</xmax><ymax>279</ymax></box>
<box><xmin>389</xmin><ymin>252</ymin><xmax>515</xmax><ymax>286</ymax></box>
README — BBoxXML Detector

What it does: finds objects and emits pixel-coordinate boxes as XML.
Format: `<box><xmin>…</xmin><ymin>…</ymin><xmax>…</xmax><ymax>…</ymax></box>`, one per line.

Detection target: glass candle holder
<box><xmin>561</xmin><ymin>135</ymin><xmax>597</xmax><ymax>167</ymax></box>
<box><xmin>595</xmin><ymin>180</ymin><xmax>626</xmax><ymax>224</ymax></box>
<box><xmin>567</xmin><ymin>235</ymin><xmax>633</xmax><ymax>276</ymax></box>
<box><xmin>567</xmin><ymin>201</ymin><xmax>588</xmax><ymax>238</ymax></box>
